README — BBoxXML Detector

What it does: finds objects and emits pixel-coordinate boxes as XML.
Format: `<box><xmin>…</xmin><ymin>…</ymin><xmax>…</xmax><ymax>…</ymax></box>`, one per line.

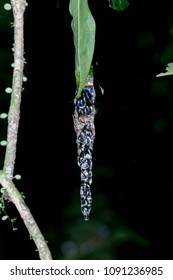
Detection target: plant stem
<box><xmin>0</xmin><ymin>0</ymin><xmax>52</xmax><ymax>260</ymax></box>
<box><xmin>3</xmin><ymin>0</ymin><xmax>26</xmax><ymax>179</ymax></box>
<box><xmin>0</xmin><ymin>171</ymin><xmax>52</xmax><ymax>260</ymax></box>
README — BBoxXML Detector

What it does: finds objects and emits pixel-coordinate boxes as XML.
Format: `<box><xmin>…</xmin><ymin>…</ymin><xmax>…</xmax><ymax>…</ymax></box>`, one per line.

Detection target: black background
<box><xmin>1</xmin><ymin>0</ymin><xmax>173</xmax><ymax>260</ymax></box>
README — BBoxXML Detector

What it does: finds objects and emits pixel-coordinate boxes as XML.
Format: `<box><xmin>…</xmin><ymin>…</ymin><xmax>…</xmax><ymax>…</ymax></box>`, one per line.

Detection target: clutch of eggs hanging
<box><xmin>73</xmin><ymin>76</ymin><xmax>96</xmax><ymax>221</ymax></box>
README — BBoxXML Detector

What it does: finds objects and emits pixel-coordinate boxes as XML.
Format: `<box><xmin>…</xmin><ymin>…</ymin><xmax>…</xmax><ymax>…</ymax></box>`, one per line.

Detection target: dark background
<box><xmin>1</xmin><ymin>0</ymin><xmax>173</xmax><ymax>259</ymax></box>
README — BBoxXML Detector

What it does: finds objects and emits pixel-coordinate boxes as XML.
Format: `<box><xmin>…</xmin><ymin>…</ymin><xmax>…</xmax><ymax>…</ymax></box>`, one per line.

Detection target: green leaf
<box><xmin>1</xmin><ymin>215</ymin><xmax>8</xmax><ymax>221</ymax></box>
<box><xmin>0</xmin><ymin>188</ymin><xmax>5</xmax><ymax>194</ymax></box>
<box><xmin>156</xmin><ymin>63</ymin><xmax>173</xmax><ymax>77</ymax></box>
<box><xmin>0</xmin><ymin>113</ymin><xmax>8</xmax><ymax>119</ymax></box>
<box><xmin>108</xmin><ymin>0</ymin><xmax>129</xmax><ymax>11</ymax></box>
<box><xmin>69</xmin><ymin>0</ymin><xmax>96</xmax><ymax>98</ymax></box>
<box><xmin>14</xmin><ymin>174</ymin><xmax>22</xmax><ymax>180</ymax></box>
<box><xmin>88</xmin><ymin>64</ymin><xmax>93</xmax><ymax>77</ymax></box>
<box><xmin>99</xmin><ymin>84</ymin><xmax>104</xmax><ymax>95</ymax></box>
<box><xmin>0</xmin><ymin>140</ymin><xmax>7</xmax><ymax>146</ymax></box>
